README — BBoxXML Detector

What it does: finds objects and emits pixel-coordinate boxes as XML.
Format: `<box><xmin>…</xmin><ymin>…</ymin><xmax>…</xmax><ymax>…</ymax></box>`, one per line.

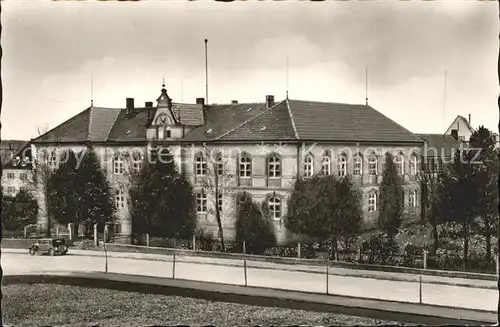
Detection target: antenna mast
<box><xmin>204</xmin><ymin>39</ymin><xmax>209</xmax><ymax>104</ymax></box>
<box><xmin>90</xmin><ymin>72</ymin><xmax>94</xmax><ymax>107</ymax></box>
<box><xmin>286</xmin><ymin>56</ymin><xmax>289</xmax><ymax>99</ymax></box>
<box><xmin>365</xmin><ymin>66</ymin><xmax>368</xmax><ymax>105</ymax></box>
<box><xmin>443</xmin><ymin>70</ymin><xmax>447</xmax><ymax>134</ymax></box>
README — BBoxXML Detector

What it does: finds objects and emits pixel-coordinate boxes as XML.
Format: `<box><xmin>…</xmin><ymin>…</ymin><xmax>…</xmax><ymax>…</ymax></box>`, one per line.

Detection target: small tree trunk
<box><xmin>431</xmin><ymin>221</ymin><xmax>439</xmax><ymax>256</ymax></box>
<box><xmin>485</xmin><ymin>215</ymin><xmax>492</xmax><ymax>262</ymax></box>
<box><xmin>463</xmin><ymin>222</ymin><xmax>469</xmax><ymax>270</ymax></box>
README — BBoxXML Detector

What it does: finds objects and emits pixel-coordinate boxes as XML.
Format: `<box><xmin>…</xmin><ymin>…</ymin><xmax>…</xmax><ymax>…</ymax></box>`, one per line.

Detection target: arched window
<box><xmin>337</xmin><ymin>154</ymin><xmax>347</xmax><ymax>177</ymax></box>
<box><xmin>304</xmin><ymin>154</ymin><xmax>314</xmax><ymax>177</ymax></box>
<box><xmin>165</xmin><ymin>126</ymin><xmax>172</xmax><ymax>139</ymax></box>
<box><xmin>321</xmin><ymin>150</ymin><xmax>331</xmax><ymax>175</ymax></box>
<box><xmin>195</xmin><ymin>153</ymin><xmax>207</xmax><ymax>176</ymax></box>
<box><xmin>196</xmin><ymin>192</ymin><xmax>207</xmax><ymax>213</ymax></box>
<box><xmin>113</xmin><ymin>154</ymin><xmax>124</xmax><ymax>175</ymax></box>
<box><xmin>268</xmin><ymin>155</ymin><xmax>281</xmax><ymax>178</ymax></box>
<box><xmin>395</xmin><ymin>154</ymin><xmax>405</xmax><ymax>175</ymax></box>
<box><xmin>368</xmin><ymin>155</ymin><xmax>377</xmax><ymax>176</ymax></box>
<box><xmin>408</xmin><ymin>189</ymin><xmax>417</xmax><ymax>208</ymax></box>
<box><xmin>268</xmin><ymin>196</ymin><xmax>281</xmax><ymax>220</ymax></box>
<box><xmin>353</xmin><ymin>153</ymin><xmax>363</xmax><ymax>176</ymax></box>
<box><xmin>214</xmin><ymin>152</ymin><xmax>224</xmax><ymax>176</ymax></box>
<box><xmin>409</xmin><ymin>154</ymin><xmax>418</xmax><ymax>175</ymax></box>
<box><xmin>368</xmin><ymin>192</ymin><xmax>377</xmax><ymax>212</ymax></box>
<box><xmin>115</xmin><ymin>189</ymin><xmax>125</xmax><ymax>209</ymax></box>
<box><xmin>48</xmin><ymin>151</ymin><xmax>57</xmax><ymax>170</ymax></box>
<box><xmin>239</xmin><ymin>153</ymin><xmax>252</xmax><ymax>178</ymax></box>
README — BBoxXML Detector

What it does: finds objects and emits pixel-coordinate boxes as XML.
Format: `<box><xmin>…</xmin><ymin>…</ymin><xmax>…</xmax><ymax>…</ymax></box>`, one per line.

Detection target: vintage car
<box><xmin>29</xmin><ymin>238</ymin><xmax>68</xmax><ymax>256</ymax></box>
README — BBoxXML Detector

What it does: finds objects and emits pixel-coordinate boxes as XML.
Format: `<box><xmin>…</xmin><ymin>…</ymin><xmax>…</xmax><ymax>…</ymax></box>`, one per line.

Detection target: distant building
<box><xmin>0</xmin><ymin>140</ymin><xmax>27</xmax><ymax>167</ymax></box>
<box><xmin>444</xmin><ymin>114</ymin><xmax>474</xmax><ymax>143</ymax></box>
<box><xmin>31</xmin><ymin>84</ymin><xmax>424</xmax><ymax>243</ymax></box>
<box><xmin>2</xmin><ymin>142</ymin><xmax>34</xmax><ymax>197</ymax></box>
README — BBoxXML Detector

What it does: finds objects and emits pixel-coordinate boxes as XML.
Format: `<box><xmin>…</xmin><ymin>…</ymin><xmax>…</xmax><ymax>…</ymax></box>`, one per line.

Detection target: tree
<box><xmin>130</xmin><ymin>147</ymin><xmax>197</xmax><ymax>240</ymax></box>
<box><xmin>469</xmin><ymin>126</ymin><xmax>499</xmax><ymax>263</ymax></box>
<box><xmin>1</xmin><ymin>188</ymin><xmax>38</xmax><ymax>231</ymax></box>
<box><xmin>45</xmin><ymin>150</ymin><xmax>80</xmax><ymax>230</ymax></box>
<box><xmin>76</xmin><ymin>146</ymin><xmax>115</xmax><ymax>232</ymax></box>
<box><xmin>378</xmin><ymin>152</ymin><xmax>404</xmax><ymax>238</ymax></box>
<box><xmin>235</xmin><ymin>193</ymin><xmax>276</xmax><ymax>255</ymax></box>
<box><xmin>199</xmin><ymin>147</ymin><xmax>236</xmax><ymax>252</ymax></box>
<box><xmin>335</xmin><ymin>175</ymin><xmax>363</xmax><ymax>258</ymax></box>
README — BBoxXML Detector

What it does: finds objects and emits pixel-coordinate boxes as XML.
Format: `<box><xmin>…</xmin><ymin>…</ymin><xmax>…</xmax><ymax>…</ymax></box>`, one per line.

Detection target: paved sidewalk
<box><xmin>4</xmin><ymin>248</ymin><xmax>496</xmax><ymax>290</ymax></box>
<box><xmin>3</xmin><ymin>271</ymin><xmax>496</xmax><ymax>325</ymax></box>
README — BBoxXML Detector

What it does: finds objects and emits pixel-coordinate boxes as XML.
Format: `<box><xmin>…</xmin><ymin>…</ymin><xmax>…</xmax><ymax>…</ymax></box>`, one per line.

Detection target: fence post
<box><xmin>243</xmin><ymin>241</ymin><xmax>248</xmax><ymax>287</ymax></box>
<box><xmin>56</xmin><ymin>225</ymin><xmax>60</xmax><ymax>237</ymax></box>
<box><xmin>192</xmin><ymin>234</ymin><xmax>196</xmax><ymax>251</ymax></box>
<box><xmin>104</xmin><ymin>240</ymin><xmax>108</xmax><ymax>273</ymax></box>
<box><xmin>146</xmin><ymin>233</ymin><xmax>150</xmax><ymax>247</ymax></box>
<box><xmin>24</xmin><ymin>225</ymin><xmax>28</xmax><ymax>239</ymax></box>
<box><xmin>423</xmin><ymin>250</ymin><xmax>428</xmax><ymax>270</ymax></box>
<box><xmin>419</xmin><ymin>275</ymin><xmax>423</xmax><ymax>304</ymax></box>
<box><xmin>326</xmin><ymin>256</ymin><xmax>329</xmax><ymax>294</ymax></box>
<box><xmin>172</xmin><ymin>252</ymin><xmax>176</xmax><ymax>279</ymax></box>
<box><xmin>357</xmin><ymin>247</ymin><xmax>361</xmax><ymax>262</ymax></box>
<box><xmin>93</xmin><ymin>223</ymin><xmax>99</xmax><ymax>247</ymax></box>
<box><xmin>68</xmin><ymin>223</ymin><xmax>73</xmax><ymax>241</ymax></box>
<box><xmin>297</xmin><ymin>242</ymin><xmax>301</xmax><ymax>259</ymax></box>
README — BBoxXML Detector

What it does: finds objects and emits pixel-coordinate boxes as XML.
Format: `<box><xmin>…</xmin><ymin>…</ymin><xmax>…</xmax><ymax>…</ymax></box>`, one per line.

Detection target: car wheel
<box><xmin>29</xmin><ymin>248</ymin><xmax>36</xmax><ymax>256</ymax></box>
<box><xmin>48</xmin><ymin>248</ymin><xmax>55</xmax><ymax>256</ymax></box>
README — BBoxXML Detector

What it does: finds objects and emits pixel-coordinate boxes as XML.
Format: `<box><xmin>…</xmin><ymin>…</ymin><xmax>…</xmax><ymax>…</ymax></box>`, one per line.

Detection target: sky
<box><xmin>2</xmin><ymin>1</ymin><xmax>498</xmax><ymax>140</ymax></box>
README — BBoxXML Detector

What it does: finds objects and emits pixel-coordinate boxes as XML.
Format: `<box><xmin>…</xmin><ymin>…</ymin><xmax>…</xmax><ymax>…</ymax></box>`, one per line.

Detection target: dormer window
<box><xmin>166</xmin><ymin>126</ymin><xmax>172</xmax><ymax>138</ymax></box>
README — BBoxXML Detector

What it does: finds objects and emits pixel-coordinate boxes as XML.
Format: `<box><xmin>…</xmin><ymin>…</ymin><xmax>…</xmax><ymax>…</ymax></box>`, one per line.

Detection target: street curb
<box><xmin>2</xmin><ymin>272</ymin><xmax>495</xmax><ymax>326</ymax></box>
<box><xmin>3</xmin><ymin>249</ymin><xmax>497</xmax><ymax>290</ymax></box>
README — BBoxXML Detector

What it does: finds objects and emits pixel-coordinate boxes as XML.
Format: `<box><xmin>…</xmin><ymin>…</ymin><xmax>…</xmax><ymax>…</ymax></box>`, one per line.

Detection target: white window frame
<box><xmin>113</xmin><ymin>155</ymin><xmax>124</xmax><ymax>175</ymax></box>
<box><xmin>353</xmin><ymin>155</ymin><xmax>362</xmax><ymax>176</ymax></box>
<box><xmin>158</xmin><ymin>126</ymin><xmax>165</xmax><ymax>139</ymax></box>
<box><xmin>269</xmin><ymin>196</ymin><xmax>281</xmax><ymax>220</ymax></box>
<box><xmin>217</xmin><ymin>193</ymin><xmax>223</xmax><ymax>213</ymax></box>
<box><xmin>215</xmin><ymin>154</ymin><xmax>224</xmax><ymax>176</ymax></box>
<box><xmin>19</xmin><ymin>173</ymin><xmax>27</xmax><ymax>181</ymax></box>
<box><xmin>396</xmin><ymin>155</ymin><xmax>405</xmax><ymax>175</ymax></box>
<box><xmin>239</xmin><ymin>154</ymin><xmax>252</xmax><ymax>178</ymax></box>
<box><xmin>268</xmin><ymin>155</ymin><xmax>281</xmax><ymax>178</ymax></box>
<box><xmin>132</xmin><ymin>152</ymin><xmax>143</xmax><ymax>173</ymax></box>
<box><xmin>321</xmin><ymin>153</ymin><xmax>331</xmax><ymax>175</ymax></box>
<box><xmin>368</xmin><ymin>156</ymin><xmax>377</xmax><ymax>176</ymax></box>
<box><xmin>196</xmin><ymin>192</ymin><xmax>207</xmax><ymax>213</ymax></box>
<box><xmin>6</xmin><ymin>172</ymin><xmax>14</xmax><ymax>180</ymax></box>
<box><xmin>6</xmin><ymin>186</ymin><xmax>16</xmax><ymax>194</ymax></box>
<box><xmin>408</xmin><ymin>190</ymin><xmax>417</xmax><ymax>208</ymax></box>
<box><xmin>115</xmin><ymin>189</ymin><xmax>125</xmax><ymax>209</ymax></box>
<box><xmin>304</xmin><ymin>154</ymin><xmax>314</xmax><ymax>177</ymax></box>
<box><xmin>338</xmin><ymin>154</ymin><xmax>347</xmax><ymax>177</ymax></box>
<box><xmin>368</xmin><ymin>192</ymin><xmax>377</xmax><ymax>212</ymax></box>
<box><xmin>195</xmin><ymin>153</ymin><xmax>207</xmax><ymax>176</ymax></box>
<box><xmin>409</xmin><ymin>155</ymin><xmax>418</xmax><ymax>175</ymax></box>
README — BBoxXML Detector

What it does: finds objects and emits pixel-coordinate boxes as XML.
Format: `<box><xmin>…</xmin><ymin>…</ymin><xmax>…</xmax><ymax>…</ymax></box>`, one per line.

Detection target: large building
<box><xmin>31</xmin><ymin>84</ymin><xmax>425</xmax><ymax>243</ymax></box>
<box><xmin>1</xmin><ymin>142</ymin><xmax>34</xmax><ymax>197</ymax></box>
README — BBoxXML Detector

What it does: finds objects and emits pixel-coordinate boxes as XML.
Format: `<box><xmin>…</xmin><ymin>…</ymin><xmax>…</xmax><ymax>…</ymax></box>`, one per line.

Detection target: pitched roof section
<box><xmin>171</xmin><ymin>103</ymin><xmax>205</xmax><ymax>126</ymax></box>
<box><xmin>417</xmin><ymin>134</ymin><xmax>463</xmax><ymax>157</ymax></box>
<box><xmin>3</xmin><ymin>142</ymin><xmax>32</xmax><ymax>169</ymax></box>
<box><xmin>217</xmin><ymin>101</ymin><xmax>297</xmax><ymax>141</ymax></box>
<box><xmin>89</xmin><ymin>107</ymin><xmax>122</xmax><ymax>142</ymax></box>
<box><xmin>183</xmin><ymin>103</ymin><xmax>268</xmax><ymax>142</ymax></box>
<box><xmin>32</xmin><ymin>108</ymin><xmax>91</xmax><ymax>143</ymax></box>
<box><xmin>106</xmin><ymin>108</ymin><xmax>149</xmax><ymax>142</ymax></box>
<box><xmin>287</xmin><ymin>100</ymin><xmax>423</xmax><ymax>143</ymax></box>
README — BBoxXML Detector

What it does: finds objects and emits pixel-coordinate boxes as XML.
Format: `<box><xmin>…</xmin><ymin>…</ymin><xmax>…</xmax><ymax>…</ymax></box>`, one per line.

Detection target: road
<box><xmin>2</xmin><ymin>250</ymin><xmax>497</xmax><ymax>312</ymax></box>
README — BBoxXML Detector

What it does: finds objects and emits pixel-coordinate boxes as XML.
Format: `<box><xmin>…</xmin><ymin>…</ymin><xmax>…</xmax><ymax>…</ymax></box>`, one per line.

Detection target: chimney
<box><xmin>196</xmin><ymin>97</ymin><xmax>205</xmax><ymax>106</ymax></box>
<box><xmin>126</xmin><ymin>98</ymin><xmax>134</xmax><ymax>116</ymax></box>
<box><xmin>266</xmin><ymin>95</ymin><xmax>275</xmax><ymax>109</ymax></box>
<box><xmin>468</xmin><ymin>113</ymin><xmax>471</xmax><ymax>125</ymax></box>
<box><xmin>451</xmin><ymin>129</ymin><xmax>458</xmax><ymax>140</ymax></box>
<box><xmin>231</xmin><ymin>100</ymin><xmax>238</xmax><ymax>104</ymax></box>
<box><xmin>145</xmin><ymin>101</ymin><xmax>153</xmax><ymax>122</ymax></box>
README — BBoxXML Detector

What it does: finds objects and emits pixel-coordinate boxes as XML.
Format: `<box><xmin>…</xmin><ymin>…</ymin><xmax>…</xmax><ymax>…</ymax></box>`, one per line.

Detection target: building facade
<box><xmin>31</xmin><ymin>85</ymin><xmax>425</xmax><ymax>244</ymax></box>
<box><xmin>2</xmin><ymin>143</ymin><xmax>34</xmax><ymax>197</ymax></box>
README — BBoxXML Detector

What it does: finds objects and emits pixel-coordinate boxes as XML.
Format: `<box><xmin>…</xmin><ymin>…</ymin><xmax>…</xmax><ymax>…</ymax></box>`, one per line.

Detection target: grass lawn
<box><xmin>2</xmin><ymin>284</ymin><xmax>410</xmax><ymax>327</ymax></box>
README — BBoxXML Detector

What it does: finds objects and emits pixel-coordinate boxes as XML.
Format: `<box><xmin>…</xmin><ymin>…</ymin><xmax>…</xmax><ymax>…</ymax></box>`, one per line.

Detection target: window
<box><xmin>395</xmin><ymin>155</ymin><xmax>404</xmax><ymax>175</ymax></box>
<box><xmin>165</xmin><ymin>127</ymin><xmax>172</xmax><ymax>139</ymax></box>
<box><xmin>6</xmin><ymin>186</ymin><xmax>15</xmax><ymax>194</ymax></box>
<box><xmin>196</xmin><ymin>192</ymin><xmax>207</xmax><ymax>213</ymax></box>
<box><xmin>195</xmin><ymin>153</ymin><xmax>207</xmax><ymax>176</ymax></box>
<box><xmin>353</xmin><ymin>154</ymin><xmax>362</xmax><ymax>176</ymax></box>
<box><xmin>6</xmin><ymin>173</ymin><xmax>14</xmax><ymax>180</ymax></box>
<box><xmin>215</xmin><ymin>154</ymin><xmax>224</xmax><ymax>176</ymax></box>
<box><xmin>408</xmin><ymin>190</ymin><xmax>417</xmax><ymax>208</ymax></box>
<box><xmin>268</xmin><ymin>196</ymin><xmax>281</xmax><ymax>220</ymax></box>
<box><xmin>321</xmin><ymin>151</ymin><xmax>331</xmax><ymax>175</ymax></box>
<box><xmin>48</xmin><ymin>151</ymin><xmax>57</xmax><ymax>170</ymax></box>
<box><xmin>239</xmin><ymin>154</ymin><xmax>252</xmax><ymax>178</ymax></box>
<box><xmin>304</xmin><ymin>154</ymin><xmax>313</xmax><ymax>177</ymax></box>
<box><xmin>401</xmin><ymin>190</ymin><xmax>405</xmax><ymax>208</ymax></box>
<box><xmin>158</xmin><ymin>127</ymin><xmax>164</xmax><ymax>139</ymax></box>
<box><xmin>459</xmin><ymin>136</ymin><xmax>465</xmax><ymax>141</ymax></box>
<box><xmin>409</xmin><ymin>155</ymin><xmax>418</xmax><ymax>175</ymax></box>
<box><xmin>132</xmin><ymin>151</ymin><xmax>143</xmax><ymax>173</ymax></box>
<box><xmin>337</xmin><ymin>154</ymin><xmax>347</xmax><ymax>177</ymax></box>
<box><xmin>268</xmin><ymin>155</ymin><xmax>281</xmax><ymax>178</ymax></box>
<box><xmin>217</xmin><ymin>193</ymin><xmax>223</xmax><ymax>212</ymax></box>
<box><xmin>368</xmin><ymin>156</ymin><xmax>377</xmax><ymax>176</ymax></box>
<box><xmin>115</xmin><ymin>189</ymin><xmax>125</xmax><ymax>209</ymax></box>
<box><xmin>113</xmin><ymin>155</ymin><xmax>124</xmax><ymax>175</ymax></box>
<box><xmin>20</xmin><ymin>173</ymin><xmax>28</xmax><ymax>181</ymax></box>
<box><xmin>368</xmin><ymin>192</ymin><xmax>377</xmax><ymax>212</ymax></box>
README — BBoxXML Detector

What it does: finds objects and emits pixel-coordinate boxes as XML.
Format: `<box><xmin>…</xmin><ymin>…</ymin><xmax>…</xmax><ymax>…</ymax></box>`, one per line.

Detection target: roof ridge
<box><xmin>104</xmin><ymin>109</ymin><xmax>123</xmax><ymax>142</ymax></box>
<box><xmin>214</xmin><ymin>100</ymin><xmax>286</xmax><ymax>141</ymax></box>
<box><xmin>285</xmin><ymin>99</ymin><xmax>299</xmax><ymax>139</ymax></box>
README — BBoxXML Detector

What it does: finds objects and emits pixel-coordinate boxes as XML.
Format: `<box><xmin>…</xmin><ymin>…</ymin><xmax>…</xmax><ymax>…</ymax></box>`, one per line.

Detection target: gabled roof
<box><xmin>107</xmin><ymin>108</ymin><xmax>149</xmax><ymax>142</ymax></box>
<box><xmin>3</xmin><ymin>142</ymin><xmax>32</xmax><ymax>169</ymax></box>
<box><xmin>445</xmin><ymin>115</ymin><xmax>474</xmax><ymax>135</ymax></box>
<box><xmin>417</xmin><ymin>134</ymin><xmax>462</xmax><ymax>157</ymax></box>
<box><xmin>32</xmin><ymin>108</ymin><xmax>92</xmax><ymax>143</ymax></box>
<box><xmin>170</xmin><ymin>103</ymin><xmax>204</xmax><ymax>126</ymax></box>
